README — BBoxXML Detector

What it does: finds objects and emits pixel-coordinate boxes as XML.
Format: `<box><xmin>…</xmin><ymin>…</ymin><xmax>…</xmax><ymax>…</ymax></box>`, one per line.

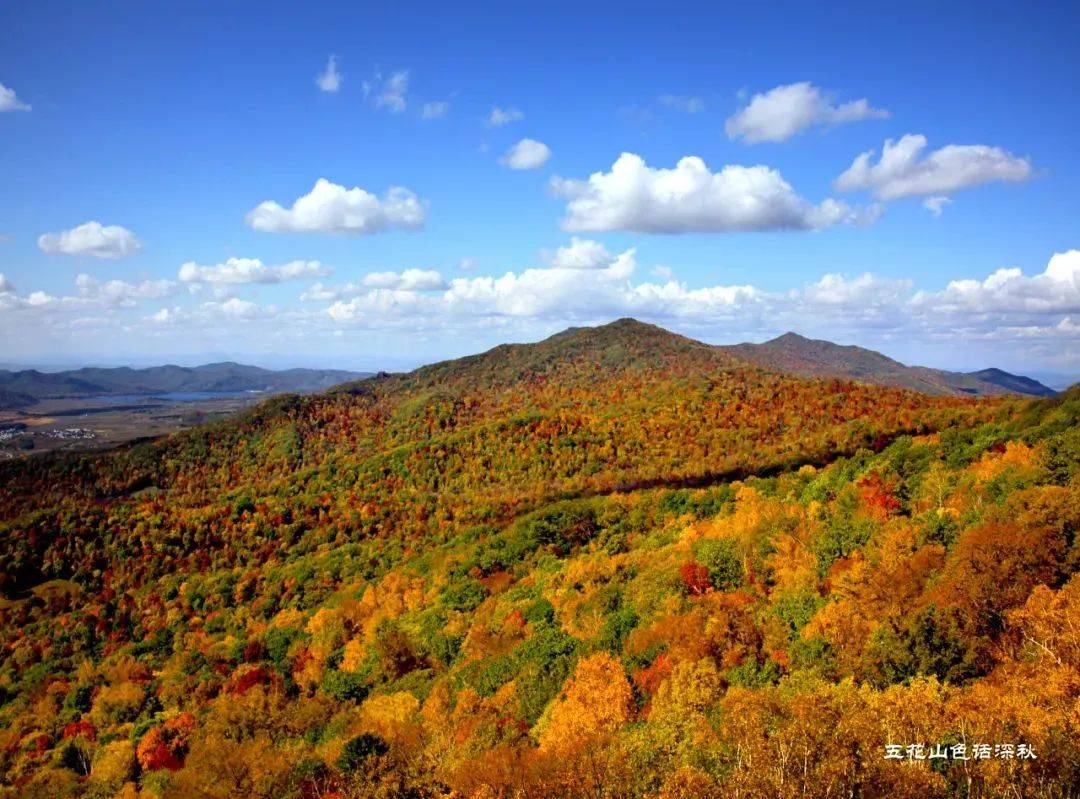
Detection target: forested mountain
<box><xmin>0</xmin><ymin>363</ymin><xmax>370</xmax><ymax>408</ymax></box>
<box><xmin>0</xmin><ymin>318</ymin><xmax>1077</xmax><ymax>799</ymax></box>
<box><xmin>726</xmin><ymin>331</ymin><xmax>1056</xmax><ymax>397</ymax></box>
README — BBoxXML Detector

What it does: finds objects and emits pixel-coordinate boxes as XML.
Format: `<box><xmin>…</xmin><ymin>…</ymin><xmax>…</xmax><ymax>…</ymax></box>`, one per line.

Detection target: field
<box><xmin>0</xmin><ymin>394</ymin><xmax>273</xmax><ymax>460</ymax></box>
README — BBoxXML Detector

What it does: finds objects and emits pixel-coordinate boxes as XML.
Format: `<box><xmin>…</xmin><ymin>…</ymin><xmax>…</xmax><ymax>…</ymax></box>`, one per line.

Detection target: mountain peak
<box><xmin>768</xmin><ymin>331</ymin><xmax>816</xmax><ymax>346</ymax></box>
<box><xmin>400</xmin><ymin>318</ymin><xmax>733</xmax><ymax>391</ymax></box>
<box><xmin>725</xmin><ymin>331</ymin><xmax>1055</xmax><ymax>397</ymax></box>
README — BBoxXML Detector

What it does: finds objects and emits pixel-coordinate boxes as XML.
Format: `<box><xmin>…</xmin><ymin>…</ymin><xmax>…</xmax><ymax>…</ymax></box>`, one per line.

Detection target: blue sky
<box><xmin>1</xmin><ymin>1</ymin><xmax>1078</xmax><ymax>382</ymax></box>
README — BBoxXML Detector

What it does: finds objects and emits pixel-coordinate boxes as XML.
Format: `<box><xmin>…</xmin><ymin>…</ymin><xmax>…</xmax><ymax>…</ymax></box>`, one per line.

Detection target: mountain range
<box><xmin>724</xmin><ymin>331</ymin><xmax>1056</xmax><ymax>397</ymax></box>
<box><xmin>0</xmin><ymin>362</ymin><xmax>371</xmax><ymax>409</ymax></box>
<box><xmin>0</xmin><ymin>325</ymin><xmax>1054</xmax><ymax>412</ymax></box>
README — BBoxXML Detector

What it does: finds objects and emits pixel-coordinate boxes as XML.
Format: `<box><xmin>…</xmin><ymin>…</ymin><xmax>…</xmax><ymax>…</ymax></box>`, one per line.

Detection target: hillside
<box><xmin>1</xmin><ymin>319</ymin><xmax>1077</xmax><ymax>799</ymax></box>
<box><xmin>726</xmin><ymin>331</ymin><xmax>1056</xmax><ymax>397</ymax></box>
<box><xmin>0</xmin><ymin>362</ymin><xmax>370</xmax><ymax>409</ymax></box>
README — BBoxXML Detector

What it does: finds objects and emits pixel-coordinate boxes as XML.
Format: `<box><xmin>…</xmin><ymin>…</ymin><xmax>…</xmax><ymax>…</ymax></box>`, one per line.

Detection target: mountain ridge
<box><xmin>724</xmin><ymin>330</ymin><xmax>1055</xmax><ymax>397</ymax></box>
<box><xmin>0</xmin><ymin>362</ymin><xmax>372</xmax><ymax>409</ymax></box>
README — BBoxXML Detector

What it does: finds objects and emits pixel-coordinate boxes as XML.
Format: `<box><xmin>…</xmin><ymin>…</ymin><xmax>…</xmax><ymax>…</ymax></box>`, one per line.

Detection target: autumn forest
<box><xmin>1</xmin><ymin>318</ymin><xmax>1078</xmax><ymax>799</ymax></box>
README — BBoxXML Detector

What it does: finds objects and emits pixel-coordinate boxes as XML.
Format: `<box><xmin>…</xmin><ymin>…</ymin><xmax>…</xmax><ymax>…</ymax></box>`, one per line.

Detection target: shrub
<box><xmin>263</xmin><ymin>627</ymin><xmax>306</xmax><ymax>676</ymax></box>
<box><xmin>599</xmin><ymin>605</ymin><xmax>639</xmax><ymax>654</ymax></box>
<box><xmin>337</xmin><ymin>733</ymin><xmax>389</xmax><ymax>773</ymax></box>
<box><xmin>863</xmin><ymin>606</ymin><xmax>983</xmax><ymax>687</ymax></box>
<box><xmin>679</xmin><ymin>561</ymin><xmax>711</xmax><ymax>595</ymax></box>
<box><xmin>772</xmin><ymin>591</ymin><xmax>823</xmax><ymax>636</ymax></box>
<box><xmin>692</xmin><ymin>538</ymin><xmax>742</xmax><ymax>590</ymax></box>
<box><xmin>442</xmin><ymin>577</ymin><xmax>488</xmax><ymax>612</ymax></box>
<box><xmin>811</xmin><ymin>493</ymin><xmax>875</xmax><ymax>575</ymax></box>
<box><xmin>322</xmin><ymin>669</ymin><xmax>370</xmax><ymax>703</ymax></box>
<box><xmin>523</xmin><ymin>597</ymin><xmax>556</xmax><ymax>625</ymax></box>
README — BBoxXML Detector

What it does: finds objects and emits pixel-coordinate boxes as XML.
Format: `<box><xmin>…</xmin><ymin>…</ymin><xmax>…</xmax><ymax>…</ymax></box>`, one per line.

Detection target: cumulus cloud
<box><xmin>0</xmin><ymin>83</ymin><xmax>30</xmax><ymax>112</ymax></box>
<box><xmin>147</xmin><ymin>299</ymin><xmax>278</xmax><ymax>325</ymax></box>
<box><xmin>323</xmin><ymin>246</ymin><xmax>772</xmax><ymax>326</ymax></box>
<box><xmin>911</xmin><ymin>249</ymin><xmax>1080</xmax><ymax>316</ymax></box>
<box><xmin>548</xmin><ymin>238</ymin><xmax>619</xmax><ymax>270</ymax></box>
<box><xmin>38</xmin><ymin>221</ymin><xmax>143</xmax><ymax>259</ymax></box>
<box><xmin>658</xmin><ymin>94</ymin><xmax>704</xmax><ymax>113</ymax></box>
<box><xmin>362</xmin><ymin>268</ymin><xmax>448</xmax><ymax>291</ymax></box>
<box><xmin>75</xmin><ymin>274</ymin><xmax>178</xmax><ymax>307</ymax></box>
<box><xmin>212</xmin><ymin>297</ymin><xmax>273</xmax><ymax>318</ymax></box>
<box><xmin>311</xmin><ymin>248</ymin><xmax>1080</xmax><ymax>373</ymax></box>
<box><xmin>551</xmin><ymin>152</ymin><xmax>867</xmax><ymax>234</ymax></box>
<box><xmin>421</xmin><ymin>101</ymin><xmax>450</xmax><ymax>119</ymax></box>
<box><xmin>246</xmin><ymin>178</ymin><xmax>426</xmax><ymax>235</ymax></box>
<box><xmin>178</xmin><ymin>257</ymin><xmax>330</xmax><ymax>284</ymax></box>
<box><xmin>794</xmin><ymin>273</ymin><xmax>914</xmax><ymax>331</ymax></box>
<box><xmin>363</xmin><ymin>70</ymin><xmax>408</xmax><ymax>113</ymax></box>
<box><xmin>488</xmin><ymin>105</ymin><xmax>523</xmax><ymax>126</ymax></box>
<box><xmin>501</xmin><ymin>138</ymin><xmax>551</xmax><ymax>170</ymax></box>
<box><xmin>300</xmin><ymin>282</ymin><xmax>359</xmax><ymax>302</ymax></box>
<box><xmin>316</xmin><ymin>55</ymin><xmax>342</xmax><ymax>93</ymax></box>
<box><xmin>7</xmin><ymin>245</ymin><xmax>1080</xmax><ymax>374</ymax></box>
<box><xmin>725</xmin><ymin>82</ymin><xmax>888</xmax><ymax>144</ymax></box>
<box><xmin>834</xmin><ymin>134</ymin><xmax>1032</xmax><ymax>201</ymax></box>
<box><xmin>0</xmin><ymin>273</ymin><xmax>178</xmax><ymax>316</ymax></box>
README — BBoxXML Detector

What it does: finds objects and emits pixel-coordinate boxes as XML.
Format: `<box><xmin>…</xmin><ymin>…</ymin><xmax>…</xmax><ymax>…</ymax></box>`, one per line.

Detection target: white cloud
<box><xmin>312</xmin><ymin>248</ymin><xmax>1080</xmax><ymax>370</ymax></box>
<box><xmin>7</xmin><ymin>245</ymin><xmax>1080</xmax><ymax>374</ymax></box>
<box><xmin>363</xmin><ymin>70</ymin><xmax>408</xmax><ymax>113</ymax></box>
<box><xmin>324</xmin><ymin>246</ymin><xmax>764</xmax><ymax>325</ymax></box>
<box><xmin>300</xmin><ymin>281</ymin><xmax>360</xmax><ymax>302</ymax></box>
<box><xmin>548</xmin><ymin>237</ymin><xmax>618</xmax><ymax>270</ymax></box>
<box><xmin>150</xmin><ymin>307</ymin><xmax>182</xmax><ymax>324</ymax></box>
<box><xmin>26</xmin><ymin>291</ymin><xmax>57</xmax><ymax>307</ymax></box>
<box><xmin>658</xmin><ymin>94</ymin><xmax>704</xmax><ymax>114</ymax></box>
<box><xmin>834</xmin><ymin>134</ymin><xmax>1032</xmax><ymax>201</ymax></box>
<box><xmin>75</xmin><ymin>273</ymin><xmax>178</xmax><ymax>307</ymax></box>
<box><xmin>0</xmin><ymin>83</ymin><xmax>30</xmax><ymax>112</ymax></box>
<box><xmin>458</xmin><ymin>257</ymin><xmax>478</xmax><ymax>271</ymax></box>
<box><xmin>277</xmin><ymin>260</ymin><xmax>331</xmax><ymax>280</ymax></box>
<box><xmin>0</xmin><ymin>272</ymin><xmax>178</xmax><ymax>317</ymax></box>
<box><xmin>178</xmin><ymin>257</ymin><xmax>330</xmax><ymax>284</ymax></box>
<box><xmin>911</xmin><ymin>249</ymin><xmax>1080</xmax><ymax>316</ymax></box>
<box><xmin>799</xmin><ymin>272</ymin><xmax>913</xmax><ymax>313</ymax></box>
<box><xmin>212</xmin><ymin>298</ymin><xmax>272</xmax><ymax>318</ymax></box>
<box><xmin>421</xmin><ymin>101</ymin><xmax>450</xmax><ymax>119</ymax></box>
<box><xmin>725</xmin><ymin>82</ymin><xmax>888</xmax><ymax>144</ymax></box>
<box><xmin>38</xmin><ymin>221</ymin><xmax>142</xmax><ymax>259</ymax></box>
<box><xmin>551</xmin><ymin>152</ymin><xmax>866</xmax><ymax>234</ymax></box>
<box><xmin>316</xmin><ymin>55</ymin><xmax>342</xmax><ymax>93</ymax></box>
<box><xmin>147</xmin><ymin>299</ymin><xmax>277</xmax><ymax>325</ymax></box>
<box><xmin>488</xmin><ymin>105</ymin><xmax>523</xmax><ymax>126</ymax></box>
<box><xmin>501</xmin><ymin>138</ymin><xmax>551</xmax><ymax>170</ymax></box>
<box><xmin>246</xmin><ymin>178</ymin><xmax>426</xmax><ymax>235</ymax></box>
<box><xmin>651</xmin><ymin>265</ymin><xmax>673</xmax><ymax>280</ymax></box>
<box><xmin>362</xmin><ymin>268</ymin><xmax>448</xmax><ymax>291</ymax></box>
<box><xmin>923</xmin><ymin>196</ymin><xmax>952</xmax><ymax>217</ymax></box>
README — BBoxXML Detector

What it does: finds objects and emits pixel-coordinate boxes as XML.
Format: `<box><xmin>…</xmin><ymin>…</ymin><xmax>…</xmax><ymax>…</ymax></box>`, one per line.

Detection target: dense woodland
<box><xmin>0</xmin><ymin>319</ymin><xmax>1077</xmax><ymax>798</ymax></box>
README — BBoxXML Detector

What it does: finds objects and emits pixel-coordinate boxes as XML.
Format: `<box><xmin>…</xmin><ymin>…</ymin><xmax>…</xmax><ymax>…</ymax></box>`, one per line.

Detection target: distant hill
<box><xmin>724</xmin><ymin>332</ymin><xmax>1056</xmax><ymax>397</ymax></box>
<box><xmin>0</xmin><ymin>362</ymin><xmax>371</xmax><ymax>408</ymax></box>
